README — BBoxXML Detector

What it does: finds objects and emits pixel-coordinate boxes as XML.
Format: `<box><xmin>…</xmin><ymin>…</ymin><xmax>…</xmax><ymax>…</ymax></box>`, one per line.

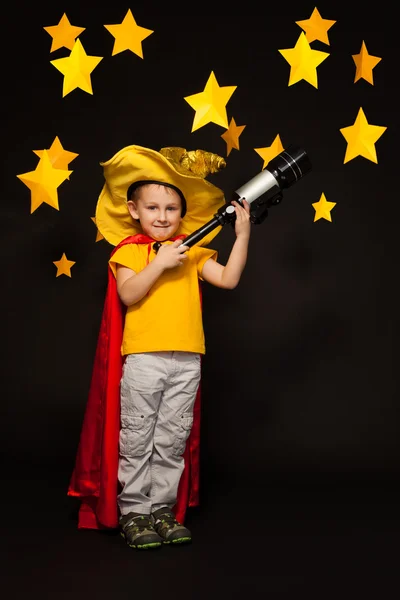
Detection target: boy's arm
<box><xmin>201</xmin><ymin>199</ymin><xmax>251</xmax><ymax>290</ymax></box>
<box><xmin>116</xmin><ymin>239</ymin><xmax>189</xmax><ymax>306</ymax></box>
<box><xmin>116</xmin><ymin>262</ymin><xmax>164</xmax><ymax>306</ymax></box>
<box><xmin>200</xmin><ymin>235</ymin><xmax>250</xmax><ymax>289</ymax></box>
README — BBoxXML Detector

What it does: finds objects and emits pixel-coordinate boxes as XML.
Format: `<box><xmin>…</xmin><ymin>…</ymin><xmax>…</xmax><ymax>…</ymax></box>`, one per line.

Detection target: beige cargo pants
<box><xmin>118</xmin><ymin>351</ymin><xmax>201</xmax><ymax>516</ymax></box>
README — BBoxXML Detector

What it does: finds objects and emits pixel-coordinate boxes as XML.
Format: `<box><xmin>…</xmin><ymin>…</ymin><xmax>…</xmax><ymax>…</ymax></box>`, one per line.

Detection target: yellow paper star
<box><xmin>17</xmin><ymin>150</ymin><xmax>72</xmax><ymax>213</ymax></box>
<box><xmin>339</xmin><ymin>107</ymin><xmax>387</xmax><ymax>164</ymax></box>
<box><xmin>44</xmin><ymin>13</ymin><xmax>86</xmax><ymax>52</ymax></box>
<box><xmin>184</xmin><ymin>71</ymin><xmax>237</xmax><ymax>132</ymax></box>
<box><xmin>33</xmin><ymin>136</ymin><xmax>78</xmax><ymax>179</ymax></box>
<box><xmin>254</xmin><ymin>134</ymin><xmax>284</xmax><ymax>169</ymax></box>
<box><xmin>221</xmin><ymin>117</ymin><xmax>246</xmax><ymax>156</ymax></box>
<box><xmin>53</xmin><ymin>253</ymin><xmax>76</xmax><ymax>277</ymax></box>
<box><xmin>295</xmin><ymin>7</ymin><xmax>336</xmax><ymax>45</ymax></box>
<box><xmin>352</xmin><ymin>41</ymin><xmax>382</xmax><ymax>85</ymax></box>
<box><xmin>50</xmin><ymin>39</ymin><xmax>103</xmax><ymax>97</ymax></box>
<box><xmin>312</xmin><ymin>193</ymin><xmax>336</xmax><ymax>222</ymax></box>
<box><xmin>279</xmin><ymin>32</ymin><xmax>329</xmax><ymax>88</ymax></box>
<box><xmin>104</xmin><ymin>9</ymin><xmax>153</xmax><ymax>58</ymax></box>
<box><xmin>91</xmin><ymin>217</ymin><xmax>105</xmax><ymax>242</ymax></box>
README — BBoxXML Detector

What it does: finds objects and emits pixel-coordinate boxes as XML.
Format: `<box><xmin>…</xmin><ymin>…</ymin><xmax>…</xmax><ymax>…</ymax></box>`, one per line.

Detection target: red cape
<box><xmin>68</xmin><ymin>234</ymin><xmax>202</xmax><ymax>529</ymax></box>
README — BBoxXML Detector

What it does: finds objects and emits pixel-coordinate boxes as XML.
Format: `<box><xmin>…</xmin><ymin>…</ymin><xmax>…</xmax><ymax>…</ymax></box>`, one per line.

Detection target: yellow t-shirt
<box><xmin>109</xmin><ymin>242</ymin><xmax>217</xmax><ymax>355</ymax></box>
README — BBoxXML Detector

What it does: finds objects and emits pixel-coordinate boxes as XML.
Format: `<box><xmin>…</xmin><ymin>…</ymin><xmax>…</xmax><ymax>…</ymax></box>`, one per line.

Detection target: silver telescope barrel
<box><xmin>235</xmin><ymin>169</ymin><xmax>280</xmax><ymax>205</ymax></box>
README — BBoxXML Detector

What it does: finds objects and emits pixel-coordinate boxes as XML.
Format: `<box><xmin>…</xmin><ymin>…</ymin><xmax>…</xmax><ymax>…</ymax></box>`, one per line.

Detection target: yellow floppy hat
<box><xmin>95</xmin><ymin>144</ymin><xmax>227</xmax><ymax>247</ymax></box>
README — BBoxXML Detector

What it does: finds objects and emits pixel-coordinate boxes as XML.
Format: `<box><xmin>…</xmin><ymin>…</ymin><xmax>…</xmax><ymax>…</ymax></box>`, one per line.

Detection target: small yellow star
<box><xmin>352</xmin><ymin>41</ymin><xmax>382</xmax><ymax>85</ymax></box>
<box><xmin>53</xmin><ymin>253</ymin><xmax>76</xmax><ymax>277</ymax></box>
<box><xmin>295</xmin><ymin>7</ymin><xmax>336</xmax><ymax>45</ymax></box>
<box><xmin>44</xmin><ymin>13</ymin><xmax>85</xmax><ymax>52</ymax></box>
<box><xmin>50</xmin><ymin>39</ymin><xmax>103</xmax><ymax>97</ymax></box>
<box><xmin>33</xmin><ymin>136</ymin><xmax>78</xmax><ymax>179</ymax></box>
<box><xmin>279</xmin><ymin>32</ymin><xmax>329</xmax><ymax>88</ymax></box>
<box><xmin>184</xmin><ymin>71</ymin><xmax>237</xmax><ymax>132</ymax></box>
<box><xmin>17</xmin><ymin>150</ymin><xmax>72</xmax><ymax>213</ymax></box>
<box><xmin>104</xmin><ymin>9</ymin><xmax>153</xmax><ymax>58</ymax></box>
<box><xmin>254</xmin><ymin>134</ymin><xmax>284</xmax><ymax>169</ymax></box>
<box><xmin>339</xmin><ymin>107</ymin><xmax>387</xmax><ymax>164</ymax></box>
<box><xmin>91</xmin><ymin>217</ymin><xmax>105</xmax><ymax>242</ymax></box>
<box><xmin>312</xmin><ymin>193</ymin><xmax>336</xmax><ymax>222</ymax></box>
<box><xmin>221</xmin><ymin>117</ymin><xmax>246</xmax><ymax>156</ymax></box>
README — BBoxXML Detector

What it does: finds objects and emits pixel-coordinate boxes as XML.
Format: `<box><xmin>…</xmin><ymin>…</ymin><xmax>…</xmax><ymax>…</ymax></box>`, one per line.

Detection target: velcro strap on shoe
<box><xmin>126</xmin><ymin>515</ymin><xmax>152</xmax><ymax>529</ymax></box>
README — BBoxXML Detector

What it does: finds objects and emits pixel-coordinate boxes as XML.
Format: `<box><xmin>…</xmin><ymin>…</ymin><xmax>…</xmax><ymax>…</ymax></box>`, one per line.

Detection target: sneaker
<box><xmin>119</xmin><ymin>512</ymin><xmax>163</xmax><ymax>550</ymax></box>
<box><xmin>151</xmin><ymin>507</ymin><xmax>192</xmax><ymax>545</ymax></box>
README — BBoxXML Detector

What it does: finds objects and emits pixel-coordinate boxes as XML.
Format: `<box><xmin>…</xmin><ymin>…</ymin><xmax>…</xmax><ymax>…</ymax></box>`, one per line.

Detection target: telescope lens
<box><xmin>267</xmin><ymin>145</ymin><xmax>312</xmax><ymax>189</ymax></box>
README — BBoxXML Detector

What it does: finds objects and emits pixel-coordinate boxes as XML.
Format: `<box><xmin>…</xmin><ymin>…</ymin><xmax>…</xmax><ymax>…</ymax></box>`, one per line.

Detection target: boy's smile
<box><xmin>127</xmin><ymin>183</ymin><xmax>183</xmax><ymax>242</ymax></box>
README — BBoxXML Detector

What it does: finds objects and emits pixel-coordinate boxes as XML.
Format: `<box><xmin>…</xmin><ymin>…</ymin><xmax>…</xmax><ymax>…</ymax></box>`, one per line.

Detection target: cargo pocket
<box><xmin>119</xmin><ymin>414</ymin><xmax>150</xmax><ymax>457</ymax></box>
<box><xmin>172</xmin><ymin>414</ymin><xmax>194</xmax><ymax>457</ymax></box>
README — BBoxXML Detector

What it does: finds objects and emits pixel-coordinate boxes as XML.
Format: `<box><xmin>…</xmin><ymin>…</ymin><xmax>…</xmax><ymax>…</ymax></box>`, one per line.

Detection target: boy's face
<box><xmin>127</xmin><ymin>183</ymin><xmax>183</xmax><ymax>242</ymax></box>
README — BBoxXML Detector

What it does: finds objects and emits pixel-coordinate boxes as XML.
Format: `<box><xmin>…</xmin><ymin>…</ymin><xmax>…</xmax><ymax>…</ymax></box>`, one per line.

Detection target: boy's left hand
<box><xmin>232</xmin><ymin>199</ymin><xmax>251</xmax><ymax>238</ymax></box>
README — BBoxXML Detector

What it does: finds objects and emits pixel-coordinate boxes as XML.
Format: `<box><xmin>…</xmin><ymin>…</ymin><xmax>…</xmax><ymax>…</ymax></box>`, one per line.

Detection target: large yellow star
<box><xmin>104</xmin><ymin>9</ymin><xmax>153</xmax><ymax>58</ymax></box>
<box><xmin>17</xmin><ymin>150</ymin><xmax>72</xmax><ymax>213</ymax></box>
<box><xmin>295</xmin><ymin>7</ymin><xmax>336</xmax><ymax>45</ymax></box>
<box><xmin>53</xmin><ymin>253</ymin><xmax>76</xmax><ymax>277</ymax></box>
<box><xmin>43</xmin><ymin>13</ymin><xmax>85</xmax><ymax>52</ymax></box>
<box><xmin>339</xmin><ymin>107</ymin><xmax>387</xmax><ymax>164</ymax></box>
<box><xmin>50</xmin><ymin>39</ymin><xmax>103</xmax><ymax>97</ymax></box>
<box><xmin>33</xmin><ymin>136</ymin><xmax>78</xmax><ymax>179</ymax></box>
<box><xmin>91</xmin><ymin>217</ymin><xmax>105</xmax><ymax>242</ymax></box>
<box><xmin>254</xmin><ymin>134</ymin><xmax>284</xmax><ymax>169</ymax></box>
<box><xmin>184</xmin><ymin>71</ymin><xmax>237</xmax><ymax>132</ymax></box>
<box><xmin>312</xmin><ymin>193</ymin><xmax>336</xmax><ymax>222</ymax></box>
<box><xmin>279</xmin><ymin>32</ymin><xmax>329</xmax><ymax>88</ymax></box>
<box><xmin>352</xmin><ymin>41</ymin><xmax>382</xmax><ymax>85</ymax></box>
<box><xmin>221</xmin><ymin>117</ymin><xmax>246</xmax><ymax>156</ymax></box>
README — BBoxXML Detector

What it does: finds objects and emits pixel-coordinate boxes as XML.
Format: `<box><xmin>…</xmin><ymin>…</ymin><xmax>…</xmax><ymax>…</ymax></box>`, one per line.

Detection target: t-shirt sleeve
<box><xmin>194</xmin><ymin>246</ymin><xmax>218</xmax><ymax>281</ymax></box>
<box><xmin>109</xmin><ymin>245</ymin><xmax>139</xmax><ymax>279</ymax></box>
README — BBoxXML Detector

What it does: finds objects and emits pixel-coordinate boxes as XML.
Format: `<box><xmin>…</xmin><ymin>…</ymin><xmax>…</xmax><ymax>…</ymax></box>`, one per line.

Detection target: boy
<box><xmin>68</xmin><ymin>144</ymin><xmax>251</xmax><ymax>550</ymax></box>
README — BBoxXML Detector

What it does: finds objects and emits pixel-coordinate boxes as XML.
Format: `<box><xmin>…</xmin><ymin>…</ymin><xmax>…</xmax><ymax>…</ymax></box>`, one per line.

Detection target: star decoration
<box><xmin>279</xmin><ymin>32</ymin><xmax>329</xmax><ymax>88</ymax></box>
<box><xmin>254</xmin><ymin>134</ymin><xmax>284</xmax><ymax>169</ymax></box>
<box><xmin>221</xmin><ymin>117</ymin><xmax>246</xmax><ymax>156</ymax></box>
<box><xmin>339</xmin><ymin>107</ymin><xmax>387</xmax><ymax>164</ymax></box>
<box><xmin>50</xmin><ymin>39</ymin><xmax>103</xmax><ymax>97</ymax></box>
<box><xmin>33</xmin><ymin>136</ymin><xmax>78</xmax><ymax>179</ymax></box>
<box><xmin>104</xmin><ymin>9</ymin><xmax>153</xmax><ymax>58</ymax></box>
<box><xmin>352</xmin><ymin>41</ymin><xmax>382</xmax><ymax>85</ymax></box>
<box><xmin>16</xmin><ymin>150</ymin><xmax>72</xmax><ymax>213</ymax></box>
<box><xmin>295</xmin><ymin>7</ymin><xmax>336</xmax><ymax>45</ymax></box>
<box><xmin>312</xmin><ymin>193</ymin><xmax>336</xmax><ymax>222</ymax></box>
<box><xmin>53</xmin><ymin>253</ymin><xmax>76</xmax><ymax>277</ymax></box>
<box><xmin>44</xmin><ymin>13</ymin><xmax>86</xmax><ymax>52</ymax></box>
<box><xmin>184</xmin><ymin>71</ymin><xmax>237</xmax><ymax>132</ymax></box>
<box><xmin>91</xmin><ymin>217</ymin><xmax>105</xmax><ymax>242</ymax></box>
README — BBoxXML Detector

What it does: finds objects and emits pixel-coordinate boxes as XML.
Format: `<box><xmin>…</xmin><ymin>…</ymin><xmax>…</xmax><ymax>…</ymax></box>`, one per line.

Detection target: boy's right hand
<box><xmin>154</xmin><ymin>239</ymin><xmax>189</xmax><ymax>270</ymax></box>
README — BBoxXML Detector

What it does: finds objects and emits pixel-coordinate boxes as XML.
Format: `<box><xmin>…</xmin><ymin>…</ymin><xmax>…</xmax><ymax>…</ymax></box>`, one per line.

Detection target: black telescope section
<box><xmin>269</xmin><ymin>145</ymin><xmax>312</xmax><ymax>190</ymax></box>
<box><xmin>153</xmin><ymin>145</ymin><xmax>312</xmax><ymax>252</ymax></box>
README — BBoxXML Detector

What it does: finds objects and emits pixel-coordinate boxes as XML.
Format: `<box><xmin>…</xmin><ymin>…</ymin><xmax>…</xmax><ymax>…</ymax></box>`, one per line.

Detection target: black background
<box><xmin>3</xmin><ymin>1</ymin><xmax>399</xmax><ymax>596</ymax></box>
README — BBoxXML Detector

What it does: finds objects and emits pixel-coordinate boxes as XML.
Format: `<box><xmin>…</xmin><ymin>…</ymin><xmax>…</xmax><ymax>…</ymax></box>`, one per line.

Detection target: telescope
<box><xmin>154</xmin><ymin>144</ymin><xmax>312</xmax><ymax>252</ymax></box>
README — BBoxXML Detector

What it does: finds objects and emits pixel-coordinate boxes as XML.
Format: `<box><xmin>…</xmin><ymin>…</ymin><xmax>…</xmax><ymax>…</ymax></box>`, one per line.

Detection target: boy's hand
<box><xmin>232</xmin><ymin>199</ymin><xmax>251</xmax><ymax>239</ymax></box>
<box><xmin>154</xmin><ymin>238</ymin><xmax>189</xmax><ymax>270</ymax></box>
